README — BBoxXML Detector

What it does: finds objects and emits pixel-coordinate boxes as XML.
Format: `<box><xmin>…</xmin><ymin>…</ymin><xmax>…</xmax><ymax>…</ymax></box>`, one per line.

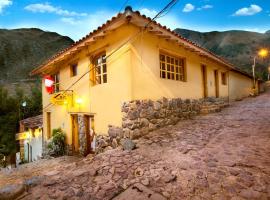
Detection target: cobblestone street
<box><xmin>1</xmin><ymin>89</ymin><xmax>270</xmax><ymax>200</ymax></box>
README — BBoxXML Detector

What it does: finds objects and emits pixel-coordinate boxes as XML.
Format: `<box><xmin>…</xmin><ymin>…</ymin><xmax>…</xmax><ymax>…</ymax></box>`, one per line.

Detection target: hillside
<box><xmin>0</xmin><ymin>28</ymin><xmax>74</xmax><ymax>94</ymax></box>
<box><xmin>175</xmin><ymin>28</ymin><xmax>270</xmax><ymax>79</ymax></box>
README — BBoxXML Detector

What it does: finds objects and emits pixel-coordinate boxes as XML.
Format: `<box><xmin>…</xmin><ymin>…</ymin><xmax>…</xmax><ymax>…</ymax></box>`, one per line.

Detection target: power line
<box><xmin>41</xmin><ymin>0</ymin><xmax>179</xmax><ymax>112</ymax></box>
<box><xmin>118</xmin><ymin>0</ymin><xmax>130</xmax><ymax>13</ymax></box>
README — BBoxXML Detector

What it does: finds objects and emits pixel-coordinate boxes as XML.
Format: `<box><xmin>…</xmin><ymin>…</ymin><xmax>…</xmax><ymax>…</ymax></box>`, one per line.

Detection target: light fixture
<box><xmin>258</xmin><ymin>48</ymin><xmax>268</xmax><ymax>58</ymax></box>
<box><xmin>76</xmin><ymin>98</ymin><xmax>83</xmax><ymax>105</ymax></box>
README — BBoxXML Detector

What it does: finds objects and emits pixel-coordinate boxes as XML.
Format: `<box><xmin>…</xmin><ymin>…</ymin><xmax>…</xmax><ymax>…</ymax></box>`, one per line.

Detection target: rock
<box><xmin>104</xmin><ymin>146</ymin><xmax>113</xmax><ymax>151</ymax></box>
<box><xmin>149</xmin><ymin>123</ymin><xmax>156</xmax><ymax>131</ymax></box>
<box><xmin>153</xmin><ymin>101</ymin><xmax>162</xmax><ymax>110</ymax></box>
<box><xmin>121</xmin><ymin>139</ymin><xmax>136</xmax><ymax>151</ymax></box>
<box><xmin>127</xmin><ymin>110</ymin><xmax>139</xmax><ymax>120</ymax></box>
<box><xmin>109</xmin><ymin>167</ymin><xmax>115</xmax><ymax>175</ymax></box>
<box><xmin>24</xmin><ymin>176</ymin><xmax>43</xmax><ymax>187</ymax></box>
<box><xmin>134</xmin><ymin>167</ymin><xmax>144</xmax><ymax>177</ymax></box>
<box><xmin>43</xmin><ymin>179</ymin><xmax>57</xmax><ymax>186</ymax></box>
<box><xmin>112</xmin><ymin>138</ymin><xmax>118</xmax><ymax>149</ymax></box>
<box><xmin>89</xmin><ymin>168</ymin><xmax>97</xmax><ymax>176</ymax></box>
<box><xmin>97</xmin><ymin>138</ymin><xmax>108</xmax><ymax>148</ymax></box>
<box><xmin>163</xmin><ymin>173</ymin><xmax>177</xmax><ymax>183</ymax></box>
<box><xmin>0</xmin><ymin>183</ymin><xmax>25</xmax><ymax>200</ymax></box>
<box><xmin>108</xmin><ymin>126</ymin><xmax>123</xmax><ymax>139</ymax></box>
<box><xmin>239</xmin><ymin>189</ymin><xmax>261</xmax><ymax>199</ymax></box>
<box><xmin>141</xmin><ymin>178</ymin><xmax>150</xmax><ymax>186</ymax></box>
<box><xmin>72</xmin><ymin>169</ymin><xmax>88</xmax><ymax>177</ymax></box>
<box><xmin>140</xmin><ymin>118</ymin><xmax>149</xmax><ymax>127</ymax></box>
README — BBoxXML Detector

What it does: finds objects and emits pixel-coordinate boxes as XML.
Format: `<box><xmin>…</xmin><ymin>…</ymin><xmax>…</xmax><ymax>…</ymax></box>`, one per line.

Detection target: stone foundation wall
<box><xmin>118</xmin><ymin>97</ymin><xmax>228</xmax><ymax>139</ymax></box>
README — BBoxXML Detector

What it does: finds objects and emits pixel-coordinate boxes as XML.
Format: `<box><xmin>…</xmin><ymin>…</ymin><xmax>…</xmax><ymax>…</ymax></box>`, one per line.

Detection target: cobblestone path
<box><xmin>1</xmin><ymin>90</ymin><xmax>270</xmax><ymax>200</ymax></box>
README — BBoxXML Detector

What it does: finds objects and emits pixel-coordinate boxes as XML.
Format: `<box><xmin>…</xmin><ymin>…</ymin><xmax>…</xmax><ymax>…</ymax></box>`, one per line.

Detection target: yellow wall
<box><xmin>229</xmin><ymin>71</ymin><xmax>253</xmax><ymax>100</ymax></box>
<box><xmin>42</xmin><ymin>23</ymin><xmax>254</xmax><ymax>142</ymax></box>
<box><xmin>130</xmin><ymin>30</ymin><xmax>229</xmax><ymax>100</ymax></box>
<box><xmin>43</xmin><ymin>24</ymin><xmax>137</xmax><ymax>144</ymax></box>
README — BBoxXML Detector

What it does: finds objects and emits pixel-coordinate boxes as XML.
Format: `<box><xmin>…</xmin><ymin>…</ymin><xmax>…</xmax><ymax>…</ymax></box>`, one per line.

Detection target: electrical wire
<box><xmin>41</xmin><ymin>0</ymin><xmax>179</xmax><ymax>112</ymax></box>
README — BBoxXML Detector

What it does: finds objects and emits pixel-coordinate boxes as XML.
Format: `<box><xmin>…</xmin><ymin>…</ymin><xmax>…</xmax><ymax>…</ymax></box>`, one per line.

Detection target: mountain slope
<box><xmin>175</xmin><ymin>28</ymin><xmax>270</xmax><ymax>79</ymax></box>
<box><xmin>0</xmin><ymin>28</ymin><xmax>74</xmax><ymax>91</ymax></box>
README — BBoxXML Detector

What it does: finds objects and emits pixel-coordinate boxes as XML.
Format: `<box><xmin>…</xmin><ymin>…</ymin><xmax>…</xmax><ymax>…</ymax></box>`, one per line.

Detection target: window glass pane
<box><xmin>171</xmin><ymin>66</ymin><xmax>174</xmax><ymax>72</ymax></box>
<box><xmin>167</xmin><ymin>72</ymin><xmax>171</xmax><ymax>79</ymax></box>
<box><xmin>160</xmin><ymin>54</ymin><xmax>165</xmax><ymax>61</ymax></box>
<box><xmin>167</xmin><ymin>64</ymin><xmax>170</xmax><ymax>71</ymax></box>
<box><xmin>175</xmin><ymin>59</ymin><xmax>178</xmax><ymax>65</ymax></box>
<box><xmin>103</xmin><ymin>74</ymin><xmax>107</xmax><ymax>83</ymax></box>
<box><xmin>171</xmin><ymin>58</ymin><xmax>174</xmax><ymax>64</ymax></box>
<box><xmin>166</xmin><ymin>56</ymin><xmax>170</xmax><ymax>63</ymax></box>
<box><xmin>96</xmin><ymin>66</ymin><xmax>101</xmax><ymax>74</ymax></box>
<box><xmin>176</xmin><ymin>75</ymin><xmax>179</xmax><ymax>80</ymax></box>
<box><xmin>171</xmin><ymin>73</ymin><xmax>175</xmax><ymax>80</ymax></box>
<box><xmin>162</xmin><ymin>71</ymin><xmax>166</xmax><ymax>78</ymax></box>
<box><xmin>162</xmin><ymin>63</ymin><xmax>165</xmax><ymax>70</ymax></box>
<box><xmin>103</xmin><ymin>64</ymin><xmax>107</xmax><ymax>73</ymax></box>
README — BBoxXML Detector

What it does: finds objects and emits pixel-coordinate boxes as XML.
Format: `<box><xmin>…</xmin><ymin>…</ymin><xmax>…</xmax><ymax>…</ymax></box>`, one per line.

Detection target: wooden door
<box><xmin>71</xmin><ymin>114</ymin><xmax>79</xmax><ymax>153</ymax></box>
<box><xmin>201</xmin><ymin>65</ymin><xmax>208</xmax><ymax>98</ymax></box>
<box><xmin>214</xmin><ymin>70</ymin><xmax>219</xmax><ymax>98</ymax></box>
<box><xmin>84</xmin><ymin>115</ymin><xmax>91</xmax><ymax>155</ymax></box>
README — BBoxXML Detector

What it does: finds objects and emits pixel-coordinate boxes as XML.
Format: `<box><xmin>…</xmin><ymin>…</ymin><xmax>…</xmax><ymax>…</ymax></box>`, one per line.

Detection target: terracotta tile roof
<box><xmin>20</xmin><ymin>115</ymin><xmax>43</xmax><ymax>129</ymax></box>
<box><xmin>30</xmin><ymin>7</ymin><xmax>253</xmax><ymax>79</ymax></box>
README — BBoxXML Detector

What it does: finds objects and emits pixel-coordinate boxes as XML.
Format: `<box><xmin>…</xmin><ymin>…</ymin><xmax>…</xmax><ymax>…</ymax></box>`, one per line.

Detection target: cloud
<box><xmin>0</xmin><ymin>0</ymin><xmax>12</xmax><ymax>13</ymax></box>
<box><xmin>139</xmin><ymin>8</ymin><xmax>158</xmax><ymax>18</ymax></box>
<box><xmin>197</xmin><ymin>5</ymin><xmax>213</xmax><ymax>11</ymax></box>
<box><xmin>233</xmin><ymin>4</ymin><xmax>262</xmax><ymax>16</ymax></box>
<box><xmin>61</xmin><ymin>17</ymin><xmax>81</xmax><ymax>25</ymax></box>
<box><xmin>183</xmin><ymin>3</ymin><xmax>195</xmax><ymax>13</ymax></box>
<box><xmin>24</xmin><ymin>3</ymin><xmax>87</xmax><ymax>17</ymax></box>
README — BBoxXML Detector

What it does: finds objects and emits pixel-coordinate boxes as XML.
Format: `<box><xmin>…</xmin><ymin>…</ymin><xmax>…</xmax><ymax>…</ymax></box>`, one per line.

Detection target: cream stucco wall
<box><xmin>42</xmin><ymin>23</ymin><xmax>254</xmax><ymax>145</ymax></box>
<box><xmin>229</xmin><ymin>71</ymin><xmax>253</xmax><ymax>100</ymax></box>
<box><xmin>130</xmin><ymin>30</ymin><xmax>229</xmax><ymax>100</ymax></box>
<box><xmin>43</xmin><ymin>24</ymin><xmax>137</xmax><ymax>145</ymax></box>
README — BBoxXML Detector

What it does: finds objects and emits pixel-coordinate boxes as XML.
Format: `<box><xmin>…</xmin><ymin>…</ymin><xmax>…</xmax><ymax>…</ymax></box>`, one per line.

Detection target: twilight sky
<box><xmin>0</xmin><ymin>0</ymin><xmax>269</xmax><ymax>41</ymax></box>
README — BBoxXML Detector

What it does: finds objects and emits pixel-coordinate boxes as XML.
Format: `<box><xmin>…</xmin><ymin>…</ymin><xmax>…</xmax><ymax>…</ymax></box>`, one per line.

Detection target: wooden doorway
<box><xmin>214</xmin><ymin>70</ymin><xmax>219</xmax><ymax>98</ymax></box>
<box><xmin>71</xmin><ymin>114</ymin><xmax>79</xmax><ymax>154</ymax></box>
<box><xmin>201</xmin><ymin>65</ymin><xmax>208</xmax><ymax>98</ymax></box>
<box><xmin>84</xmin><ymin>115</ymin><xmax>95</xmax><ymax>155</ymax></box>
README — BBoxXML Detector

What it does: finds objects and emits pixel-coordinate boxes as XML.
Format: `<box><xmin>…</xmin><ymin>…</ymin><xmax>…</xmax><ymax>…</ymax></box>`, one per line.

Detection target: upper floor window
<box><xmin>94</xmin><ymin>54</ymin><xmax>107</xmax><ymax>84</ymax></box>
<box><xmin>53</xmin><ymin>73</ymin><xmax>60</xmax><ymax>93</ymax></box>
<box><xmin>160</xmin><ymin>53</ymin><xmax>186</xmax><ymax>82</ymax></box>
<box><xmin>221</xmin><ymin>72</ymin><xmax>227</xmax><ymax>85</ymax></box>
<box><xmin>70</xmin><ymin>63</ymin><xmax>78</xmax><ymax>77</ymax></box>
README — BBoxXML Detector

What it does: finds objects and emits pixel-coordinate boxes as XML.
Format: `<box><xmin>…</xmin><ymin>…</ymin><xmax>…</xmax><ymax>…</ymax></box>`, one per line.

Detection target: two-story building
<box><xmin>31</xmin><ymin>7</ymin><xmax>256</xmax><ymax>155</ymax></box>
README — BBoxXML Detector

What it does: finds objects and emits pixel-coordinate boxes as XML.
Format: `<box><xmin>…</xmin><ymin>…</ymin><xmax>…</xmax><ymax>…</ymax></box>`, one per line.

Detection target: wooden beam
<box><xmin>158</xmin><ymin>35</ymin><xmax>171</xmax><ymax>39</ymax></box>
<box><xmin>149</xmin><ymin>30</ymin><xmax>163</xmax><ymax>35</ymax></box>
<box><xmin>93</xmin><ymin>35</ymin><xmax>104</xmax><ymax>40</ymax></box>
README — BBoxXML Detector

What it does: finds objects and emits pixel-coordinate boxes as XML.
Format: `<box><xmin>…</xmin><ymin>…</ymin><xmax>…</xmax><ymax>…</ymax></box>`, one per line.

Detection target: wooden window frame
<box><xmin>221</xmin><ymin>72</ymin><xmax>227</xmax><ymax>85</ymax></box>
<box><xmin>92</xmin><ymin>52</ymin><xmax>107</xmax><ymax>85</ymax></box>
<box><xmin>159</xmin><ymin>51</ymin><xmax>186</xmax><ymax>82</ymax></box>
<box><xmin>53</xmin><ymin>72</ymin><xmax>60</xmax><ymax>93</ymax></box>
<box><xmin>70</xmin><ymin>63</ymin><xmax>78</xmax><ymax>77</ymax></box>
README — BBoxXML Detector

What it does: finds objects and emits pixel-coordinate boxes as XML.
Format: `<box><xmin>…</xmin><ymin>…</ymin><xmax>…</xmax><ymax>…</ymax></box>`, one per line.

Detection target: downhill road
<box><xmin>1</xmin><ymin>87</ymin><xmax>270</xmax><ymax>200</ymax></box>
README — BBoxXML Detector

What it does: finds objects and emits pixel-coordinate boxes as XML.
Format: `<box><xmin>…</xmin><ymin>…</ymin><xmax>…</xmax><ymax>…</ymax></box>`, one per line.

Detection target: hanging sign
<box><xmin>44</xmin><ymin>75</ymin><xmax>54</xmax><ymax>94</ymax></box>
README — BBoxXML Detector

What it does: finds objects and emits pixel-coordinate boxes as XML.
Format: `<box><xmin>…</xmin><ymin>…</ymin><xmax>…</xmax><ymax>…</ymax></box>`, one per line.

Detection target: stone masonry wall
<box><xmin>96</xmin><ymin>97</ymin><xmax>228</xmax><ymax>153</ymax></box>
<box><xmin>120</xmin><ymin>97</ymin><xmax>228</xmax><ymax>139</ymax></box>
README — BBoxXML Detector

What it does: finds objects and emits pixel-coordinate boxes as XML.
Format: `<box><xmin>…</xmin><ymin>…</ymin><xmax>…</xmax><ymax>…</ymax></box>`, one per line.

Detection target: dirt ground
<box><xmin>1</xmin><ymin>89</ymin><xmax>270</xmax><ymax>200</ymax></box>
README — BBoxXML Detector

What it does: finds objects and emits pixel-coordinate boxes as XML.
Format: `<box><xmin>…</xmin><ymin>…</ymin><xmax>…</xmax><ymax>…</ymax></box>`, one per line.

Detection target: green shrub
<box><xmin>48</xmin><ymin>128</ymin><xmax>66</xmax><ymax>156</ymax></box>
